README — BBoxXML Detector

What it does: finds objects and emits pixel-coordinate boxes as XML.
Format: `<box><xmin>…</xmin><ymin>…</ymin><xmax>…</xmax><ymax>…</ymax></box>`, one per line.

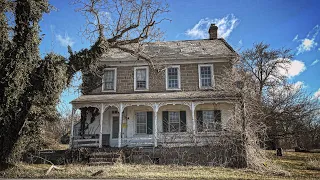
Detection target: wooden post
<box><xmin>69</xmin><ymin>107</ymin><xmax>75</xmax><ymax>149</ymax></box>
<box><xmin>99</xmin><ymin>104</ymin><xmax>104</xmax><ymax>148</ymax></box>
<box><xmin>118</xmin><ymin>103</ymin><xmax>123</xmax><ymax>148</ymax></box>
<box><xmin>153</xmin><ymin>103</ymin><xmax>159</xmax><ymax>147</ymax></box>
<box><xmin>191</xmin><ymin>102</ymin><xmax>196</xmax><ymax>135</ymax></box>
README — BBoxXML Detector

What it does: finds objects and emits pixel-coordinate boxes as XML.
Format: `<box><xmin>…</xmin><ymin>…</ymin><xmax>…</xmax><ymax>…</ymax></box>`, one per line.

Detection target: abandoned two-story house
<box><xmin>70</xmin><ymin>24</ymin><xmax>239</xmax><ymax>148</ymax></box>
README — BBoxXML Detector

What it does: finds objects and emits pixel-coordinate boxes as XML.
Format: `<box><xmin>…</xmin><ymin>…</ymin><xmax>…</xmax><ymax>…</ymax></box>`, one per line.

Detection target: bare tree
<box><xmin>240</xmin><ymin>42</ymin><xmax>292</xmax><ymax>99</ymax></box>
<box><xmin>225</xmin><ymin>42</ymin><xmax>319</xmax><ymax>164</ymax></box>
<box><xmin>263</xmin><ymin>83</ymin><xmax>320</xmax><ymax>149</ymax></box>
<box><xmin>72</xmin><ymin>0</ymin><xmax>169</xmax><ymax>67</ymax></box>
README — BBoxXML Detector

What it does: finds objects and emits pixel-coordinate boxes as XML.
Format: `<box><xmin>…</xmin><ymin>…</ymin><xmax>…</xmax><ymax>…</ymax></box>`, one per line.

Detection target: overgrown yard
<box><xmin>1</xmin><ymin>151</ymin><xmax>319</xmax><ymax>179</ymax></box>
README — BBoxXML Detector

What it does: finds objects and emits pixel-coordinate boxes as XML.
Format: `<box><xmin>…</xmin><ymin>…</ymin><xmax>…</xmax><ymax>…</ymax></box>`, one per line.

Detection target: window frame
<box><xmin>202</xmin><ymin>110</ymin><xmax>221</xmax><ymax>132</ymax></box>
<box><xmin>102</xmin><ymin>68</ymin><xmax>117</xmax><ymax>92</ymax></box>
<box><xmin>134</xmin><ymin>66</ymin><xmax>149</xmax><ymax>91</ymax></box>
<box><xmin>165</xmin><ymin>65</ymin><xmax>181</xmax><ymax>90</ymax></box>
<box><xmin>198</xmin><ymin>64</ymin><xmax>214</xmax><ymax>89</ymax></box>
<box><xmin>168</xmin><ymin>111</ymin><xmax>181</xmax><ymax>132</ymax></box>
<box><xmin>136</xmin><ymin>111</ymin><xmax>148</xmax><ymax>134</ymax></box>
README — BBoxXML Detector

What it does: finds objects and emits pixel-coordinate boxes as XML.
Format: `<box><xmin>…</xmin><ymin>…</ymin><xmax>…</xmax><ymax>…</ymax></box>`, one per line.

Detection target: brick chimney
<box><xmin>208</xmin><ymin>24</ymin><xmax>218</xmax><ymax>40</ymax></box>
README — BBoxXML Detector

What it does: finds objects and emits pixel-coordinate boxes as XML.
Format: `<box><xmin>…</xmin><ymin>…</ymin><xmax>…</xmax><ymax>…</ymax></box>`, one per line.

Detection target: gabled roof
<box><xmin>101</xmin><ymin>38</ymin><xmax>237</xmax><ymax>61</ymax></box>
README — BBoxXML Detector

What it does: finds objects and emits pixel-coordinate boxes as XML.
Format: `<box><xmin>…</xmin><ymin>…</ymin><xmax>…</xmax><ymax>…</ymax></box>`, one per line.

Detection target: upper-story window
<box><xmin>102</xmin><ymin>68</ymin><xmax>117</xmax><ymax>92</ymax></box>
<box><xmin>134</xmin><ymin>66</ymin><xmax>149</xmax><ymax>91</ymax></box>
<box><xmin>166</xmin><ymin>65</ymin><xmax>181</xmax><ymax>90</ymax></box>
<box><xmin>198</xmin><ymin>64</ymin><xmax>214</xmax><ymax>89</ymax></box>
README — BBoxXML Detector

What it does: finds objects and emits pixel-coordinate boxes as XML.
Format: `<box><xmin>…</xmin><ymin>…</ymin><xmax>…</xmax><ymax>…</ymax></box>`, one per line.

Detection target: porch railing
<box><xmin>72</xmin><ymin>135</ymin><xmax>99</xmax><ymax>148</ymax></box>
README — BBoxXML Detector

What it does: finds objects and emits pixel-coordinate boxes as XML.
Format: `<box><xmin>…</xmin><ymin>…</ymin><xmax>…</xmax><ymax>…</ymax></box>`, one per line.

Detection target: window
<box><xmin>198</xmin><ymin>110</ymin><xmax>221</xmax><ymax>132</ymax></box>
<box><xmin>198</xmin><ymin>64</ymin><xmax>214</xmax><ymax>88</ymax></box>
<box><xmin>163</xmin><ymin>111</ymin><xmax>186</xmax><ymax>133</ymax></box>
<box><xmin>136</xmin><ymin>112</ymin><xmax>147</xmax><ymax>134</ymax></box>
<box><xmin>102</xmin><ymin>68</ymin><xmax>116</xmax><ymax>91</ymax></box>
<box><xmin>169</xmin><ymin>111</ymin><xmax>180</xmax><ymax>132</ymax></box>
<box><xmin>134</xmin><ymin>67</ymin><xmax>149</xmax><ymax>91</ymax></box>
<box><xmin>166</xmin><ymin>66</ymin><xmax>181</xmax><ymax>90</ymax></box>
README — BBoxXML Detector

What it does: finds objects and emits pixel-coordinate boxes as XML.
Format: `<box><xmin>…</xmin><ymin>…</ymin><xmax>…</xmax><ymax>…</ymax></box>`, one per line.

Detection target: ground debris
<box><xmin>91</xmin><ymin>170</ymin><xmax>104</xmax><ymax>176</ymax></box>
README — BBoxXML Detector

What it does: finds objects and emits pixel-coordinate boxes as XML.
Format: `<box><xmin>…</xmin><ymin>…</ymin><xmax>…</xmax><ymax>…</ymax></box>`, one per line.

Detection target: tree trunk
<box><xmin>0</xmin><ymin>95</ymin><xmax>33</xmax><ymax>165</ymax></box>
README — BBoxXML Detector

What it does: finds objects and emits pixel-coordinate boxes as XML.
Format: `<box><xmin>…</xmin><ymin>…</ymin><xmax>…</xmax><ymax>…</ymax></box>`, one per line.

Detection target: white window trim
<box><xmin>134</xmin><ymin>66</ymin><xmax>149</xmax><ymax>91</ymax></box>
<box><xmin>198</xmin><ymin>64</ymin><xmax>214</xmax><ymax>89</ymax></box>
<box><xmin>102</xmin><ymin>68</ymin><xmax>117</xmax><ymax>92</ymax></box>
<box><xmin>135</xmin><ymin>111</ymin><xmax>148</xmax><ymax>135</ymax></box>
<box><xmin>165</xmin><ymin>65</ymin><xmax>181</xmax><ymax>90</ymax></box>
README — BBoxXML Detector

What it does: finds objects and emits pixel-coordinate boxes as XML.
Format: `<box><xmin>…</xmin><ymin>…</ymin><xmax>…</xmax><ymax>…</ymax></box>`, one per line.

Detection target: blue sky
<box><xmin>38</xmin><ymin>0</ymin><xmax>320</xmax><ymax>113</ymax></box>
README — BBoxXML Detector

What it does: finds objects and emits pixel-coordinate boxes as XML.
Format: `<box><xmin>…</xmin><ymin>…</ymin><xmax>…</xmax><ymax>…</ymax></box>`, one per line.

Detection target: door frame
<box><xmin>110</xmin><ymin>113</ymin><xmax>120</xmax><ymax>140</ymax></box>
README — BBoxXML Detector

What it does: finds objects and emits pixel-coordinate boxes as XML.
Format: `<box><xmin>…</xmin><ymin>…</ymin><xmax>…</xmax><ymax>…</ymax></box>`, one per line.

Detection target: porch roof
<box><xmin>71</xmin><ymin>91</ymin><xmax>239</xmax><ymax>104</ymax></box>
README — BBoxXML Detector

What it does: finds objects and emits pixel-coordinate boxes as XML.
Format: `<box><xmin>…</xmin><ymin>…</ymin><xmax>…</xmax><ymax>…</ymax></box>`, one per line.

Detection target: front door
<box><xmin>112</xmin><ymin>116</ymin><xmax>119</xmax><ymax>139</ymax></box>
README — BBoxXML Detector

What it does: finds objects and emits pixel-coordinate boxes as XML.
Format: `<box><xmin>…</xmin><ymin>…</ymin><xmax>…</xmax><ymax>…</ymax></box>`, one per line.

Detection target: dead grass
<box><xmin>1</xmin><ymin>150</ymin><xmax>319</xmax><ymax>179</ymax></box>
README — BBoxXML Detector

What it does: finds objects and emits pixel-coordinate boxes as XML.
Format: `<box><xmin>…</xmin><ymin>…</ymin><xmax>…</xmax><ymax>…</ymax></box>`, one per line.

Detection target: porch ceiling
<box><xmin>71</xmin><ymin>91</ymin><xmax>239</xmax><ymax>104</ymax></box>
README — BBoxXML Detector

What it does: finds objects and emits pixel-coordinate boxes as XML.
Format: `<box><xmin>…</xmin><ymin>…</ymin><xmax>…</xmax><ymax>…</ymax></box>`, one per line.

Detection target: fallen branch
<box><xmin>91</xmin><ymin>170</ymin><xmax>104</xmax><ymax>176</ymax></box>
<box><xmin>28</xmin><ymin>153</ymin><xmax>65</xmax><ymax>175</ymax></box>
<box><xmin>45</xmin><ymin>165</ymin><xmax>65</xmax><ymax>175</ymax></box>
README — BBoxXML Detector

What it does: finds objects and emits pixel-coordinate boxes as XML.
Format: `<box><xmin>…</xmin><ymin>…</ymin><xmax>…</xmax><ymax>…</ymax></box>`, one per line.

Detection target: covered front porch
<box><xmin>69</xmin><ymin>91</ymin><xmax>238</xmax><ymax>148</ymax></box>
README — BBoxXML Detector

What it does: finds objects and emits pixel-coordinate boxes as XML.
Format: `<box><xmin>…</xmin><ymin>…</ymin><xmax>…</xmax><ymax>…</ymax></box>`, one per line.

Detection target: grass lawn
<box><xmin>0</xmin><ymin>150</ymin><xmax>319</xmax><ymax>179</ymax></box>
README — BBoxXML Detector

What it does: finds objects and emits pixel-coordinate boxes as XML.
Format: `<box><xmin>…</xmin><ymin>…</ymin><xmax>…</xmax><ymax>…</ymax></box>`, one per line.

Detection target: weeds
<box><xmin>1</xmin><ymin>151</ymin><xmax>320</xmax><ymax>180</ymax></box>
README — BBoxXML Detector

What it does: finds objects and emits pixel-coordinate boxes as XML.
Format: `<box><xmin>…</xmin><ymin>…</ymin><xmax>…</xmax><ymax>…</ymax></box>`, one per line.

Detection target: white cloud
<box><xmin>314</xmin><ymin>88</ymin><xmax>320</xmax><ymax>99</ymax></box>
<box><xmin>268</xmin><ymin>81</ymin><xmax>305</xmax><ymax>98</ymax></box>
<box><xmin>185</xmin><ymin>14</ymin><xmax>239</xmax><ymax>39</ymax></box>
<box><xmin>292</xmin><ymin>34</ymin><xmax>298</xmax><ymax>41</ymax></box>
<box><xmin>311</xmin><ymin>59</ymin><xmax>319</xmax><ymax>66</ymax></box>
<box><xmin>278</xmin><ymin>60</ymin><xmax>306</xmax><ymax>78</ymax></box>
<box><xmin>292</xmin><ymin>81</ymin><xmax>305</xmax><ymax>90</ymax></box>
<box><xmin>296</xmin><ymin>25</ymin><xmax>319</xmax><ymax>55</ymax></box>
<box><xmin>56</xmin><ymin>33</ymin><xmax>74</xmax><ymax>47</ymax></box>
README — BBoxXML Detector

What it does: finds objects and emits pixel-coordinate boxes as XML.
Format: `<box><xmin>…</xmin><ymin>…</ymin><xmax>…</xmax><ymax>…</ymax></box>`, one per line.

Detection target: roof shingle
<box><xmin>102</xmin><ymin>38</ymin><xmax>237</xmax><ymax>61</ymax></box>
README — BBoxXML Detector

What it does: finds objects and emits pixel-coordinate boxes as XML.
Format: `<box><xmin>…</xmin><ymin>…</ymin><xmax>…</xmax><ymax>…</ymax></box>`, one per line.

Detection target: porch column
<box><xmin>118</xmin><ymin>103</ymin><xmax>124</xmax><ymax>148</ymax></box>
<box><xmin>69</xmin><ymin>107</ymin><xmax>75</xmax><ymax>149</ymax></box>
<box><xmin>153</xmin><ymin>103</ymin><xmax>159</xmax><ymax>147</ymax></box>
<box><xmin>191</xmin><ymin>102</ymin><xmax>196</xmax><ymax>134</ymax></box>
<box><xmin>99</xmin><ymin>104</ymin><xmax>104</xmax><ymax>148</ymax></box>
